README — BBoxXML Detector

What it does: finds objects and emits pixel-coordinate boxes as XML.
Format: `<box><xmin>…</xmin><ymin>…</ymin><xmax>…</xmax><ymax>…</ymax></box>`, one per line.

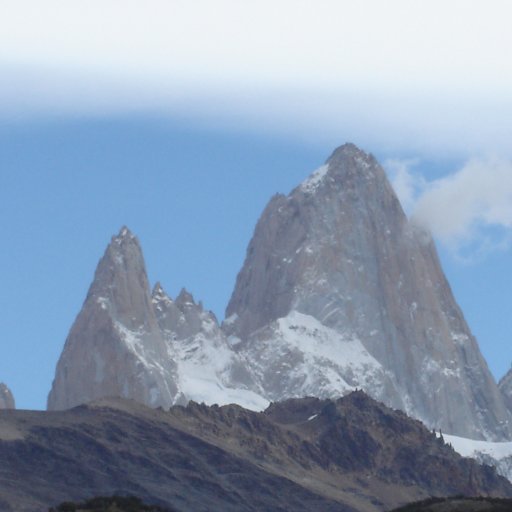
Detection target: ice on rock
<box><xmin>300</xmin><ymin>164</ymin><xmax>330</xmax><ymax>193</ymax></box>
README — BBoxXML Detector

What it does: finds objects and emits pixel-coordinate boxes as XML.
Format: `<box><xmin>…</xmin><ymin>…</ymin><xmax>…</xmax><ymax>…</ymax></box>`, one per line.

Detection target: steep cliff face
<box><xmin>47</xmin><ymin>227</ymin><xmax>179</xmax><ymax>411</ymax></box>
<box><xmin>48</xmin><ymin>229</ymin><xmax>267</xmax><ymax>412</ymax></box>
<box><xmin>226</xmin><ymin>143</ymin><xmax>511</xmax><ymax>440</ymax></box>
<box><xmin>0</xmin><ymin>383</ymin><xmax>15</xmax><ymax>409</ymax></box>
<box><xmin>499</xmin><ymin>369</ymin><xmax>512</xmax><ymax>411</ymax></box>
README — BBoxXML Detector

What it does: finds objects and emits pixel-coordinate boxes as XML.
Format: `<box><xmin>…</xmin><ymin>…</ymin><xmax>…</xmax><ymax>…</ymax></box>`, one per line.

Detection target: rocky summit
<box><xmin>226</xmin><ymin>143</ymin><xmax>512</xmax><ymax>440</ymax></box>
<box><xmin>48</xmin><ymin>143</ymin><xmax>512</xmax><ymax>442</ymax></box>
<box><xmin>0</xmin><ymin>383</ymin><xmax>15</xmax><ymax>410</ymax></box>
<box><xmin>47</xmin><ymin>227</ymin><xmax>180</xmax><ymax>411</ymax></box>
<box><xmin>48</xmin><ymin>228</ymin><xmax>266</xmax><ymax>412</ymax></box>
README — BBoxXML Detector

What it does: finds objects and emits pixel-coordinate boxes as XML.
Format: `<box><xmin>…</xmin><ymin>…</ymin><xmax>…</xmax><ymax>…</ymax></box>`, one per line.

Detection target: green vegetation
<box><xmin>49</xmin><ymin>495</ymin><xmax>174</xmax><ymax>512</ymax></box>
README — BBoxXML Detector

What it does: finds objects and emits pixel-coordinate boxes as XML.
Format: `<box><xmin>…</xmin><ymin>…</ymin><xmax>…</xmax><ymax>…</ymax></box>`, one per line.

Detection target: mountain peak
<box><xmin>324</xmin><ymin>142</ymin><xmax>381</xmax><ymax>179</ymax></box>
<box><xmin>297</xmin><ymin>142</ymin><xmax>383</xmax><ymax>196</ymax></box>
<box><xmin>151</xmin><ymin>282</ymin><xmax>175</xmax><ymax>313</ymax></box>
<box><xmin>110</xmin><ymin>225</ymin><xmax>138</xmax><ymax>251</ymax></box>
<box><xmin>116</xmin><ymin>225</ymin><xmax>134</xmax><ymax>240</ymax></box>
<box><xmin>152</xmin><ymin>281</ymin><xmax>169</xmax><ymax>300</ymax></box>
<box><xmin>87</xmin><ymin>228</ymin><xmax>147</xmax><ymax>305</ymax></box>
<box><xmin>175</xmin><ymin>287</ymin><xmax>193</xmax><ymax>304</ymax></box>
<box><xmin>48</xmin><ymin>227</ymin><xmax>180</xmax><ymax>411</ymax></box>
<box><xmin>326</xmin><ymin>141</ymin><xmax>369</xmax><ymax>160</ymax></box>
<box><xmin>226</xmin><ymin>143</ymin><xmax>512</xmax><ymax>440</ymax></box>
<box><xmin>0</xmin><ymin>383</ymin><xmax>15</xmax><ymax>409</ymax></box>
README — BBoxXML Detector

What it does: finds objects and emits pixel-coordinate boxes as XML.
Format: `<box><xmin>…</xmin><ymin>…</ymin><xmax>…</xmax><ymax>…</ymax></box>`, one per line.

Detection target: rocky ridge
<box><xmin>1</xmin><ymin>393</ymin><xmax>511</xmax><ymax>512</ymax></box>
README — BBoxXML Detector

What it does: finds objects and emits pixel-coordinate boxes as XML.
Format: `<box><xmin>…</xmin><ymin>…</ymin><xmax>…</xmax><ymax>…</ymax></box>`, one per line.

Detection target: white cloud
<box><xmin>409</xmin><ymin>159</ymin><xmax>512</xmax><ymax>259</ymax></box>
<box><xmin>1</xmin><ymin>2</ymin><xmax>512</xmax><ymax>157</ymax></box>
<box><xmin>4</xmin><ymin>0</ymin><xmax>511</xmax><ymax>94</ymax></box>
<box><xmin>385</xmin><ymin>159</ymin><xmax>424</xmax><ymax>214</ymax></box>
<box><xmin>1</xmin><ymin>3</ymin><xmax>512</xmax><ymax>116</ymax></box>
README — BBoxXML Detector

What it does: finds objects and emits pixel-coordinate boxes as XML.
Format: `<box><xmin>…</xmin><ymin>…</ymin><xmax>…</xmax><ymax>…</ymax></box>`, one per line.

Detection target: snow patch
<box><xmin>224</xmin><ymin>313</ymin><xmax>238</xmax><ymax>326</ymax></box>
<box><xmin>241</xmin><ymin>310</ymin><xmax>390</xmax><ymax>402</ymax></box>
<box><xmin>452</xmin><ymin>332</ymin><xmax>470</xmax><ymax>345</ymax></box>
<box><xmin>355</xmin><ymin>155</ymin><xmax>371</xmax><ymax>170</ymax></box>
<box><xmin>114</xmin><ymin>321</ymin><xmax>154</xmax><ymax>370</ymax></box>
<box><xmin>277</xmin><ymin>312</ymin><xmax>381</xmax><ymax>372</ymax></box>
<box><xmin>443</xmin><ymin>434</ymin><xmax>512</xmax><ymax>461</ymax></box>
<box><xmin>300</xmin><ymin>164</ymin><xmax>330</xmax><ymax>193</ymax></box>
<box><xmin>96</xmin><ymin>297</ymin><xmax>109</xmax><ymax>311</ymax></box>
<box><xmin>167</xmin><ymin>326</ymin><xmax>269</xmax><ymax>411</ymax></box>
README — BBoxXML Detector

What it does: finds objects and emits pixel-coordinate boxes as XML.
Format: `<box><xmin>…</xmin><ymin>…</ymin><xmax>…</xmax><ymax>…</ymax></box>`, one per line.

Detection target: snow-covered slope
<box><xmin>152</xmin><ymin>284</ymin><xmax>268</xmax><ymax>411</ymax></box>
<box><xmin>444</xmin><ymin>433</ymin><xmax>512</xmax><ymax>483</ymax></box>
<box><xmin>238</xmin><ymin>311</ymin><xmax>401</xmax><ymax>407</ymax></box>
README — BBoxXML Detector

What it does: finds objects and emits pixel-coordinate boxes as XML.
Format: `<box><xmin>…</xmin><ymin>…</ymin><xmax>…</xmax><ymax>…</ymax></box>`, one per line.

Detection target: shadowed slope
<box><xmin>1</xmin><ymin>392</ymin><xmax>511</xmax><ymax>512</ymax></box>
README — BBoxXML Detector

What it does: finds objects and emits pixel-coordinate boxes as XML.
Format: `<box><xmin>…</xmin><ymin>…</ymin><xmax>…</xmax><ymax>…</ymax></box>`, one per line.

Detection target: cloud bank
<box><xmin>389</xmin><ymin>159</ymin><xmax>512</xmax><ymax>260</ymax></box>
<box><xmin>2</xmin><ymin>1</ymin><xmax>510</xmax><ymax>95</ymax></box>
<box><xmin>1</xmin><ymin>1</ymin><xmax>512</xmax><ymax>157</ymax></box>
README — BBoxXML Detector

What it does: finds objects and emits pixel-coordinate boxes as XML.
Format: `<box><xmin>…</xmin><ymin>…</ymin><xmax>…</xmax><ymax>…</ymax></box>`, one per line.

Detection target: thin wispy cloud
<box><xmin>385</xmin><ymin>159</ymin><xmax>424</xmax><ymax>214</ymax></box>
<box><xmin>388</xmin><ymin>159</ymin><xmax>512</xmax><ymax>261</ymax></box>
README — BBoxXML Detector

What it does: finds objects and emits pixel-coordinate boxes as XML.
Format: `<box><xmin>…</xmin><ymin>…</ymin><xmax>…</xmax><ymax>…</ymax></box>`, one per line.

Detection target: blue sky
<box><xmin>1</xmin><ymin>1</ymin><xmax>511</xmax><ymax>410</ymax></box>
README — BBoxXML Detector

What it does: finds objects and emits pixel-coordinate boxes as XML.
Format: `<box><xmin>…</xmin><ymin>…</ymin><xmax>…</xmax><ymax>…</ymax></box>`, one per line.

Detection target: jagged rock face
<box><xmin>152</xmin><ymin>284</ymin><xmax>268</xmax><ymax>411</ymax></box>
<box><xmin>47</xmin><ymin>228</ymin><xmax>180</xmax><ymax>411</ymax></box>
<box><xmin>499</xmin><ymin>369</ymin><xmax>512</xmax><ymax>411</ymax></box>
<box><xmin>0</xmin><ymin>383</ymin><xmax>15</xmax><ymax>409</ymax></box>
<box><xmin>48</xmin><ymin>229</ymin><xmax>267</xmax><ymax>412</ymax></box>
<box><xmin>226</xmin><ymin>143</ymin><xmax>511</xmax><ymax>440</ymax></box>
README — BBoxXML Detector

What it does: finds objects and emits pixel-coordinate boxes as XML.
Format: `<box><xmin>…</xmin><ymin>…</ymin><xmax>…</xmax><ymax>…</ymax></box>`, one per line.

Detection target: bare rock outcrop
<box><xmin>499</xmin><ymin>368</ymin><xmax>512</xmax><ymax>413</ymax></box>
<box><xmin>0</xmin><ymin>383</ymin><xmax>15</xmax><ymax>409</ymax></box>
<box><xmin>48</xmin><ymin>230</ymin><xmax>267</xmax><ymax>412</ymax></box>
<box><xmin>47</xmin><ymin>227</ymin><xmax>180</xmax><ymax>410</ymax></box>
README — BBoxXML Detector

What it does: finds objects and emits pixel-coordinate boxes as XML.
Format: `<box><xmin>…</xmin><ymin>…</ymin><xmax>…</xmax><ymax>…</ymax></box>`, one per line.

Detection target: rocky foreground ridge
<box><xmin>1</xmin><ymin>392</ymin><xmax>511</xmax><ymax>512</ymax></box>
<box><xmin>48</xmin><ymin>143</ymin><xmax>512</xmax><ymax>442</ymax></box>
<box><xmin>391</xmin><ymin>497</ymin><xmax>512</xmax><ymax>512</ymax></box>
